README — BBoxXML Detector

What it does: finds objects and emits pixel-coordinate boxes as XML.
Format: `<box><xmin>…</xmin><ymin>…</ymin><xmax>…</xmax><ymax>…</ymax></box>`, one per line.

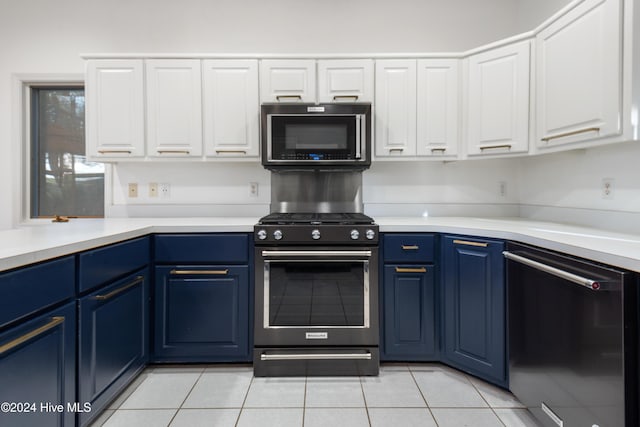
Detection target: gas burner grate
<box><xmin>259</xmin><ymin>212</ymin><xmax>374</xmax><ymax>225</ymax></box>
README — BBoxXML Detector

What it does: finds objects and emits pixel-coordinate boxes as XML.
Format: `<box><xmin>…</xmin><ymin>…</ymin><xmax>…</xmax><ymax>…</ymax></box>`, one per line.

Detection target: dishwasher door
<box><xmin>505</xmin><ymin>242</ymin><xmax>638</xmax><ymax>427</ymax></box>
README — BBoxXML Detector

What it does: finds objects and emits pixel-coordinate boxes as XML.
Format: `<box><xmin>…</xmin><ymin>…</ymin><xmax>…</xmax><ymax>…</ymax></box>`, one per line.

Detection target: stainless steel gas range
<box><xmin>253</xmin><ymin>212</ymin><xmax>379</xmax><ymax>376</ymax></box>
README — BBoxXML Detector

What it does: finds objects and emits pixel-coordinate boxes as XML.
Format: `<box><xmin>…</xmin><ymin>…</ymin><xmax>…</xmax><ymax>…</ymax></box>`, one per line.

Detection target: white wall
<box><xmin>514</xmin><ymin>0</ymin><xmax>572</xmax><ymax>30</ymax></box>
<box><xmin>517</xmin><ymin>142</ymin><xmax>640</xmax><ymax>232</ymax></box>
<box><xmin>2</xmin><ymin>0</ymin><xmax>638</xmax><ymax>234</ymax></box>
<box><xmin>0</xmin><ymin>0</ymin><xmax>521</xmax><ymax>229</ymax></box>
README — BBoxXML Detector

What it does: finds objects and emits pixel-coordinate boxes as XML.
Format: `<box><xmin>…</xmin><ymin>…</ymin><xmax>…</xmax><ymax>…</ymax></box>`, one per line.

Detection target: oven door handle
<box><xmin>261</xmin><ymin>250</ymin><xmax>372</xmax><ymax>258</ymax></box>
<box><xmin>260</xmin><ymin>352</ymin><xmax>372</xmax><ymax>361</ymax></box>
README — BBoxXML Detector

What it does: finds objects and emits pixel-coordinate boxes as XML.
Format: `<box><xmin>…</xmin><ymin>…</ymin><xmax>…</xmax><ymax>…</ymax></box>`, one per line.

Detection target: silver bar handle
<box><xmin>480</xmin><ymin>144</ymin><xmax>512</xmax><ymax>151</ymax></box>
<box><xmin>215</xmin><ymin>150</ymin><xmax>247</xmax><ymax>155</ymax></box>
<box><xmin>262</xmin><ymin>250</ymin><xmax>372</xmax><ymax>258</ymax></box>
<box><xmin>503</xmin><ymin>251</ymin><xmax>603</xmax><ymax>291</ymax></box>
<box><xmin>0</xmin><ymin>317</ymin><xmax>65</xmax><ymax>355</ymax></box>
<box><xmin>98</xmin><ymin>150</ymin><xmax>132</xmax><ymax>154</ymax></box>
<box><xmin>170</xmin><ymin>269</ymin><xmax>229</xmax><ymax>275</ymax></box>
<box><xmin>157</xmin><ymin>150</ymin><xmax>190</xmax><ymax>154</ymax></box>
<box><xmin>541</xmin><ymin>127</ymin><xmax>600</xmax><ymax>142</ymax></box>
<box><xmin>333</xmin><ymin>95</ymin><xmax>359</xmax><ymax>101</ymax></box>
<box><xmin>94</xmin><ymin>276</ymin><xmax>144</xmax><ymax>301</ymax></box>
<box><xmin>261</xmin><ymin>352</ymin><xmax>372</xmax><ymax>361</ymax></box>
<box><xmin>276</xmin><ymin>95</ymin><xmax>302</xmax><ymax>101</ymax></box>
<box><xmin>355</xmin><ymin>114</ymin><xmax>362</xmax><ymax>159</ymax></box>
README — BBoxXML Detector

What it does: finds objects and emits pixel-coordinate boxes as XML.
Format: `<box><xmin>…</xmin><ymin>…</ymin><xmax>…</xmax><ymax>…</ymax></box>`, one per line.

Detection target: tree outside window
<box><xmin>31</xmin><ymin>87</ymin><xmax>104</xmax><ymax>218</ymax></box>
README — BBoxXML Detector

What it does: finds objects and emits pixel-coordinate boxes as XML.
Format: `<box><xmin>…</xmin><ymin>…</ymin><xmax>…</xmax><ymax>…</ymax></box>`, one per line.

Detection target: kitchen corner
<box><xmin>2</xmin><ymin>217</ymin><xmax>639</xmax><ymax>275</ymax></box>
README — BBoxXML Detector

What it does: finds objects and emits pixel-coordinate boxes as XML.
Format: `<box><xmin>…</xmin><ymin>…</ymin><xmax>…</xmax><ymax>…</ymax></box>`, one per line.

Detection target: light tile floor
<box><xmin>89</xmin><ymin>363</ymin><xmax>542</xmax><ymax>427</ymax></box>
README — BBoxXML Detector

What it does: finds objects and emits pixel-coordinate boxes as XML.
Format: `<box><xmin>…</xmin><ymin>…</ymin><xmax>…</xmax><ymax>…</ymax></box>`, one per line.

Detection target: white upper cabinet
<box><xmin>146</xmin><ymin>59</ymin><xmax>203</xmax><ymax>158</ymax></box>
<box><xmin>260</xmin><ymin>59</ymin><xmax>316</xmax><ymax>103</ymax></box>
<box><xmin>375</xmin><ymin>59</ymin><xmax>417</xmax><ymax>157</ymax></box>
<box><xmin>536</xmin><ymin>0</ymin><xmax>622</xmax><ymax>149</ymax></box>
<box><xmin>466</xmin><ymin>41</ymin><xmax>530</xmax><ymax>157</ymax></box>
<box><xmin>317</xmin><ymin>59</ymin><xmax>374</xmax><ymax>103</ymax></box>
<box><xmin>417</xmin><ymin>59</ymin><xmax>460</xmax><ymax>158</ymax></box>
<box><xmin>86</xmin><ymin>59</ymin><xmax>145</xmax><ymax>159</ymax></box>
<box><xmin>202</xmin><ymin>59</ymin><xmax>260</xmax><ymax>158</ymax></box>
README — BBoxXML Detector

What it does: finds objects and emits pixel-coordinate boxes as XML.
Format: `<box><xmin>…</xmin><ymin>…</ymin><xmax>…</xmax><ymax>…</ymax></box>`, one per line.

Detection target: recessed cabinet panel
<box><xmin>317</xmin><ymin>59</ymin><xmax>374</xmax><ymax>103</ymax></box>
<box><xmin>375</xmin><ymin>60</ymin><xmax>417</xmax><ymax>157</ymax></box>
<box><xmin>441</xmin><ymin>235</ymin><xmax>506</xmax><ymax>386</ymax></box>
<box><xmin>383</xmin><ymin>265</ymin><xmax>437</xmax><ymax>360</ymax></box>
<box><xmin>86</xmin><ymin>59</ymin><xmax>145</xmax><ymax>159</ymax></box>
<box><xmin>203</xmin><ymin>60</ymin><xmax>260</xmax><ymax>157</ymax></box>
<box><xmin>417</xmin><ymin>59</ymin><xmax>459</xmax><ymax>158</ymax></box>
<box><xmin>154</xmin><ymin>265</ymin><xmax>250</xmax><ymax>361</ymax></box>
<box><xmin>260</xmin><ymin>59</ymin><xmax>316</xmax><ymax>103</ymax></box>
<box><xmin>0</xmin><ymin>303</ymin><xmax>76</xmax><ymax>427</ymax></box>
<box><xmin>466</xmin><ymin>41</ymin><xmax>530</xmax><ymax>156</ymax></box>
<box><xmin>536</xmin><ymin>0</ymin><xmax>622</xmax><ymax>148</ymax></box>
<box><xmin>146</xmin><ymin>59</ymin><xmax>203</xmax><ymax>157</ymax></box>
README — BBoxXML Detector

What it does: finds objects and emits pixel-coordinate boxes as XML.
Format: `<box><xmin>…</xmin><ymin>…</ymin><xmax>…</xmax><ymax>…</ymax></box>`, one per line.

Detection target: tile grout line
<box><xmin>358</xmin><ymin>373</ymin><xmax>372</xmax><ymax>427</ymax></box>
<box><xmin>166</xmin><ymin>366</ymin><xmax>207</xmax><ymax>427</ymax></box>
<box><xmin>463</xmin><ymin>372</ymin><xmax>509</xmax><ymax>427</ymax></box>
<box><xmin>408</xmin><ymin>364</ymin><xmax>441</xmax><ymax>427</ymax></box>
<box><xmin>235</xmin><ymin>371</ymin><xmax>256</xmax><ymax>427</ymax></box>
<box><xmin>302</xmin><ymin>375</ymin><xmax>307</xmax><ymax>427</ymax></box>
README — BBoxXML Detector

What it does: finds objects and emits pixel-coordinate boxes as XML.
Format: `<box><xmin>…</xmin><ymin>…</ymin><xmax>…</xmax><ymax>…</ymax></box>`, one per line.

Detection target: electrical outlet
<box><xmin>159</xmin><ymin>183</ymin><xmax>171</xmax><ymax>199</ymax></box>
<box><xmin>149</xmin><ymin>183</ymin><xmax>158</xmax><ymax>197</ymax></box>
<box><xmin>602</xmin><ymin>178</ymin><xmax>615</xmax><ymax>199</ymax></box>
<box><xmin>498</xmin><ymin>181</ymin><xmax>507</xmax><ymax>198</ymax></box>
<box><xmin>249</xmin><ymin>182</ymin><xmax>259</xmax><ymax>197</ymax></box>
<box><xmin>128</xmin><ymin>183</ymin><xmax>138</xmax><ymax>198</ymax></box>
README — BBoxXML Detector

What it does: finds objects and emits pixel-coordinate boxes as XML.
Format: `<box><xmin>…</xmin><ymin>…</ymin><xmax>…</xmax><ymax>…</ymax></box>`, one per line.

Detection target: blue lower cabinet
<box><xmin>0</xmin><ymin>302</ymin><xmax>76</xmax><ymax>427</ymax></box>
<box><xmin>78</xmin><ymin>269</ymin><xmax>149</xmax><ymax>427</ymax></box>
<box><xmin>441</xmin><ymin>235</ymin><xmax>506</xmax><ymax>387</ymax></box>
<box><xmin>382</xmin><ymin>264</ymin><xmax>437</xmax><ymax>360</ymax></box>
<box><xmin>153</xmin><ymin>265</ymin><xmax>250</xmax><ymax>362</ymax></box>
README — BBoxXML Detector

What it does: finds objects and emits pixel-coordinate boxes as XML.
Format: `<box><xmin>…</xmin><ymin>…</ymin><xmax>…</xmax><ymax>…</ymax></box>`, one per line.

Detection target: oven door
<box><xmin>255</xmin><ymin>247</ymin><xmax>379</xmax><ymax>347</ymax></box>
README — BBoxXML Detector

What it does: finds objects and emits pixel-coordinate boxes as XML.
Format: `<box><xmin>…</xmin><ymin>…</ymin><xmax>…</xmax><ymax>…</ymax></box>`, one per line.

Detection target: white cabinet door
<box><xmin>146</xmin><ymin>59</ymin><xmax>203</xmax><ymax>158</ymax></box>
<box><xmin>259</xmin><ymin>59</ymin><xmax>316</xmax><ymax>103</ymax></box>
<box><xmin>466</xmin><ymin>41</ymin><xmax>530</xmax><ymax>156</ymax></box>
<box><xmin>375</xmin><ymin>59</ymin><xmax>417</xmax><ymax>157</ymax></box>
<box><xmin>417</xmin><ymin>59</ymin><xmax>460</xmax><ymax>158</ymax></box>
<box><xmin>203</xmin><ymin>59</ymin><xmax>260</xmax><ymax>158</ymax></box>
<box><xmin>317</xmin><ymin>59</ymin><xmax>374</xmax><ymax>103</ymax></box>
<box><xmin>86</xmin><ymin>60</ymin><xmax>145</xmax><ymax>159</ymax></box>
<box><xmin>536</xmin><ymin>0</ymin><xmax>621</xmax><ymax>148</ymax></box>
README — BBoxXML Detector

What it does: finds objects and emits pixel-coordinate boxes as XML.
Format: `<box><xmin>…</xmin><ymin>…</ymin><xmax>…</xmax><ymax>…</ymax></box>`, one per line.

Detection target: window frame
<box><xmin>16</xmin><ymin>75</ymin><xmax>111</xmax><ymax>224</ymax></box>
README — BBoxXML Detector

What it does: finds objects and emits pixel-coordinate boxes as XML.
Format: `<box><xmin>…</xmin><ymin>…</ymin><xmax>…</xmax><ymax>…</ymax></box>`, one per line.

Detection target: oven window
<box><xmin>268</xmin><ymin>261</ymin><xmax>365</xmax><ymax>327</ymax></box>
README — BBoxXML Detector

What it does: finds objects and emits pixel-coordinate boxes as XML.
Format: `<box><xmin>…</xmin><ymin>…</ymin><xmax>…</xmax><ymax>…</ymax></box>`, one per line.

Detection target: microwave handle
<box><xmin>356</xmin><ymin>114</ymin><xmax>362</xmax><ymax>159</ymax></box>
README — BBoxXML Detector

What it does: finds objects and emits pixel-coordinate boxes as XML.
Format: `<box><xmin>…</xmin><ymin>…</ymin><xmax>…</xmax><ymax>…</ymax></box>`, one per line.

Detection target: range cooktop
<box><xmin>255</xmin><ymin>212</ymin><xmax>378</xmax><ymax>244</ymax></box>
<box><xmin>258</xmin><ymin>212</ymin><xmax>375</xmax><ymax>225</ymax></box>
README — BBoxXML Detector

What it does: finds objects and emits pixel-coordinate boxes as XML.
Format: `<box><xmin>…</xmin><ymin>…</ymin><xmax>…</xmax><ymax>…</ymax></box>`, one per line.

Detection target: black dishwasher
<box><xmin>505</xmin><ymin>242</ymin><xmax>638</xmax><ymax>427</ymax></box>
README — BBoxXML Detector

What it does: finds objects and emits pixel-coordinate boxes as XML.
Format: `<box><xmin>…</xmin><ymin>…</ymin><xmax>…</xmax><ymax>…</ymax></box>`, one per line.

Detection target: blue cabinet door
<box><xmin>78</xmin><ymin>269</ymin><xmax>149</xmax><ymax>426</ymax></box>
<box><xmin>154</xmin><ymin>265</ymin><xmax>250</xmax><ymax>362</ymax></box>
<box><xmin>441</xmin><ymin>235</ymin><xmax>506</xmax><ymax>386</ymax></box>
<box><xmin>382</xmin><ymin>264</ymin><xmax>437</xmax><ymax>360</ymax></box>
<box><xmin>0</xmin><ymin>302</ymin><xmax>76</xmax><ymax>427</ymax></box>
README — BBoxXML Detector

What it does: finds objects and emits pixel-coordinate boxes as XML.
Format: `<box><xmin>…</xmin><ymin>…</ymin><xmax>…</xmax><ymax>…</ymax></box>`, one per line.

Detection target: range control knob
<box><xmin>350</xmin><ymin>229</ymin><xmax>360</xmax><ymax>240</ymax></box>
<box><xmin>365</xmin><ymin>229</ymin><xmax>376</xmax><ymax>240</ymax></box>
<box><xmin>311</xmin><ymin>229</ymin><xmax>321</xmax><ymax>240</ymax></box>
<box><xmin>257</xmin><ymin>229</ymin><xmax>267</xmax><ymax>240</ymax></box>
<box><xmin>273</xmin><ymin>230</ymin><xmax>283</xmax><ymax>240</ymax></box>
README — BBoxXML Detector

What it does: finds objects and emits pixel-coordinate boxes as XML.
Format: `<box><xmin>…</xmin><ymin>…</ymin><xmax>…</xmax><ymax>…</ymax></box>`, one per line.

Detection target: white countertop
<box><xmin>1</xmin><ymin>216</ymin><xmax>639</xmax><ymax>273</ymax></box>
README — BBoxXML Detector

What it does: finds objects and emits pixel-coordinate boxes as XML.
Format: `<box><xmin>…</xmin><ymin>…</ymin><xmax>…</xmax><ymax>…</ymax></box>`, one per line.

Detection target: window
<box><xmin>30</xmin><ymin>87</ymin><xmax>104</xmax><ymax>218</ymax></box>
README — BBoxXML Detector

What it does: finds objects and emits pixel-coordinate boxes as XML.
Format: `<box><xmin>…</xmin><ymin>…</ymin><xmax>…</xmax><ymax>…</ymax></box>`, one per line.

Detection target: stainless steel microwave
<box><xmin>261</xmin><ymin>103</ymin><xmax>372</xmax><ymax>170</ymax></box>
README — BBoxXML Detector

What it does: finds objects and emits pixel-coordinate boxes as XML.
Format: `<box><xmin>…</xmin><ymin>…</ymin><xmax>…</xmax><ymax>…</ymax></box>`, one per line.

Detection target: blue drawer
<box><xmin>0</xmin><ymin>256</ymin><xmax>75</xmax><ymax>328</ymax></box>
<box><xmin>383</xmin><ymin>234</ymin><xmax>436</xmax><ymax>263</ymax></box>
<box><xmin>78</xmin><ymin>237</ymin><xmax>150</xmax><ymax>293</ymax></box>
<box><xmin>154</xmin><ymin>234</ymin><xmax>250</xmax><ymax>264</ymax></box>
